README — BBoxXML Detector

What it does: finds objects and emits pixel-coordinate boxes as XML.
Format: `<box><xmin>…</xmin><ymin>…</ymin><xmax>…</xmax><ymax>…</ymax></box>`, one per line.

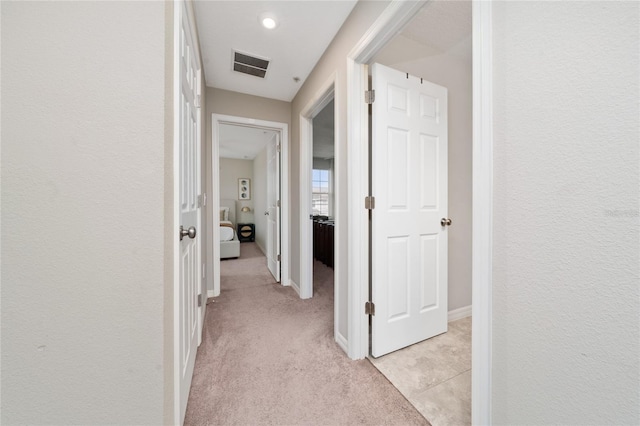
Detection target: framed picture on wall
<box><xmin>238</xmin><ymin>178</ymin><xmax>251</xmax><ymax>200</ymax></box>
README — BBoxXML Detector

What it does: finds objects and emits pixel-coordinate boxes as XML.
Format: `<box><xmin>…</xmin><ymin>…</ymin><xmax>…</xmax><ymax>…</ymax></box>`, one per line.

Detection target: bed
<box><xmin>220</xmin><ymin>199</ymin><xmax>240</xmax><ymax>259</ymax></box>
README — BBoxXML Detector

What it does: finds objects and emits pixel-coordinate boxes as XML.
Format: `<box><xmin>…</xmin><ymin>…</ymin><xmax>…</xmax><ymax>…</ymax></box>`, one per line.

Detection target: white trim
<box><xmin>448</xmin><ymin>305</ymin><xmax>472</xmax><ymax>322</ymax></box>
<box><xmin>346</xmin><ymin>0</ymin><xmax>427</xmax><ymax>362</ymax></box>
<box><xmin>299</xmin><ymin>74</ymin><xmax>343</xmax><ymax>352</ymax></box>
<box><xmin>299</xmin><ymin>118</ymin><xmax>313</xmax><ymax>299</ymax></box>
<box><xmin>211</xmin><ymin>114</ymin><xmax>290</xmax><ymax>296</ymax></box>
<box><xmin>290</xmin><ymin>279</ymin><xmax>301</xmax><ymax>296</ymax></box>
<box><xmin>472</xmin><ymin>1</ymin><xmax>493</xmax><ymax>424</ymax></box>
<box><xmin>299</xmin><ymin>73</ymin><xmax>337</xmax><ymax>301</ymax></box>
<box><xmin>336</xmin><ymin>332</ymin><xmax>348</xmax><ymax>354</ymax></box>
<box><xmin>207</xmin><ymin>290</ymin><xmax>215</xmax><ymax>299</ymax></box>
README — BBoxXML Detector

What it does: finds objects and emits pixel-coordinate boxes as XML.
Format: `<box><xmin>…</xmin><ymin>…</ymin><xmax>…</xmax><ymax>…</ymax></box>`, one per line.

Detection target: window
<box><xmin>312</xmin><ymin>169</ymin><xmax>330</xmax><ymax>216</ymax></box>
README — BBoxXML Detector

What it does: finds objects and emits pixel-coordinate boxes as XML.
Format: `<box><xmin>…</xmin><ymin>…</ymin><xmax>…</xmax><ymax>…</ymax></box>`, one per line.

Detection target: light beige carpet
<box><xmin>184</xmin><ymin>243</ymin><xmax>428</xmax><ymax>425</ymax></box>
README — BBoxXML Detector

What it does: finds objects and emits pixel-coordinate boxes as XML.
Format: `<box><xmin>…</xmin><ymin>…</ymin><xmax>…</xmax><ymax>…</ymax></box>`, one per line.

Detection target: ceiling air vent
<box><xmin>233</xmin><ymin>51</ymin><xmax>269</xmax><ymax>78</ymax></box>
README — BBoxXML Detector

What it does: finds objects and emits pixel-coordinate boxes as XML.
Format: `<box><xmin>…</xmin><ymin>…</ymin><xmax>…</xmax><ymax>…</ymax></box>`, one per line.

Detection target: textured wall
<box><xmin>375</xmin><ymin>33</ymin><xmax>472</xmax><ymax>313</ymax></box>
<box><xmin>1</xmin><ymin>2</ymin><xmax>168</xmax><ymax>424</ymax></box>
<box><xmin>204</xmin><ymin>88</ymin><xmax>291</xmax><ymax>292</ymax></box>
<box><xmin>491</xmin><ymin>2</ymin><xmax>640</xmax><ymax>423</ymax></box>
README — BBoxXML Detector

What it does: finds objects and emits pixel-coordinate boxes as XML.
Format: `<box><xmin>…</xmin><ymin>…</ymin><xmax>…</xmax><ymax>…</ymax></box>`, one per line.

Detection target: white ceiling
<box><xmin>194</xmin><ymin>1</ymin><xmax>358</xmax><ymax>102</ymax></box>
<box><xmin>209</xmin><ymin>1</ymin><xmax>470</xmax><ymax>161</ymax></box>
<box><xmin>401</xmin><ymin>1</ymin><xmax>472</xmax><ymax>59</ymax></box>
<box><xmin>219</xmin><ymin>124</ymin><xmax>277</xmax><ymax>160</ymax></box>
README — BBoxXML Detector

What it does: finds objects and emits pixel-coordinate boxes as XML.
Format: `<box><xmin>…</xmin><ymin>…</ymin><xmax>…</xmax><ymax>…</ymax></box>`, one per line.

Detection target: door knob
<box><xmin>179</xmin><ymin>225</ymin><xmax>197</xmax><ymax>241</ymax></box>
<box><xmin>440</xmin><ymin>218</ymin><xmax>452</xmax><ymax>227</ymax></box>
<box><xmin>264</xmin><ymin>211</ymin><xmax>270</xmax><ymax>216</ymax></box>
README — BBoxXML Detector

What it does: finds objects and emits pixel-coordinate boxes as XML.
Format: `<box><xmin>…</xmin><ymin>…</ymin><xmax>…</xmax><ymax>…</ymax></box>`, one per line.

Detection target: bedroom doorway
<box><xmin>211</xmin><ymin>114</ymin><xmax>290</xmax><ymax>297</ymax></box>
<box><xmin>310</xmin><ymin>99</ymin><xmax>335</xmax><ymax>295</ymax></box>
<box><xmin>299</xmin><ymin>77</ymin><xmax>345</xmax><ymax>351</ymax></box>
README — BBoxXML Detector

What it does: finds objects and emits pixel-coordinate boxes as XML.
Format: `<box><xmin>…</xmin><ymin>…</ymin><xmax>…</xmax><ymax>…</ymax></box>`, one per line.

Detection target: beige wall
<box><xmin>219</xmin><ymin>158</ymin><xmax>254</xmax><ymax>202</ymax></box>
<box><xmin>374</xmin><ymin>34</ymin><xmax>472</xmax><ymax>312</ymax></box>
<box><xmin>1</xmin><ymin>1</ymin><xmax>170</xmax><ymax>424</ymax></box>
<box><xmin>491</xmin><ymin>1</ymin><xmax>639</xmax><ymax>423</ymax></box>
<box><xmin>290</xmin><ymin>0</ymin><xmax>392</xmax><ymax>344</ymax></box>
<box><xmin>205</xmin><ymin>88</ymin><xmax>291</xmax><ymax>291</ymax></box>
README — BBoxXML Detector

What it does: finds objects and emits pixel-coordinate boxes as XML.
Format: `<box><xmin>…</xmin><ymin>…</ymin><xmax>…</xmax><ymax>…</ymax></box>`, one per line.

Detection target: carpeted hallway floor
<box><xmin>184</xmin><ymin>242</ymin><xmax>428</xmax><ymax>425</ymax></box>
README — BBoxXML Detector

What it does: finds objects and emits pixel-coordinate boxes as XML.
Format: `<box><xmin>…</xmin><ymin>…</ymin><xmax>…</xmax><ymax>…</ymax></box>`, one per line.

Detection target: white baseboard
<box><xmin>448</xmin><ymin>305</ymin><xmax>472</xmax><ymax>322</ymax></box>
<box><xmin>256</xmin><ymin>241</ymin><xmax>267</xmax><ymax>256</ymax></box>
<box><xmin>207</xmin><ymin>290</ymin><xmax>215</xmax><ymax>298</ymax></box>
<box><xmin>336</xmin><ymin>332</ymin><xmax>348</xmax><ymax>353</ymax></box>
<box><xmin>290</xmin><ymin>279</ymin><xmax>300</xmax><ymax>296</ymax></box>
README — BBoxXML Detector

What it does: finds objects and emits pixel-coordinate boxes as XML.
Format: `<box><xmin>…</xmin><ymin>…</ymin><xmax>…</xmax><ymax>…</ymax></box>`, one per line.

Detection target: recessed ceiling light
<box><xmin>259</xmin><ymin>14</ymin><xmax>278</xmax><ymax>29</ymax></box>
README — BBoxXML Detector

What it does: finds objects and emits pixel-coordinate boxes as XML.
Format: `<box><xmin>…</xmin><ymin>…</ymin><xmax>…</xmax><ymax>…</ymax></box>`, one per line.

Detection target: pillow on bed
<box><xmin>220</xmin><ymin>207</ymin><xmax>229</xmax><ymax>221</ymax></box>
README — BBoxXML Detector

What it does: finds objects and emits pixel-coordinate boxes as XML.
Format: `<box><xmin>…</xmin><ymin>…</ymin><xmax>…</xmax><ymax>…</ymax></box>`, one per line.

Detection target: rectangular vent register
<box><xmin>233</xmin><ymin>51</ymin><xmax>269</xmax><ymax>78</ymax></box>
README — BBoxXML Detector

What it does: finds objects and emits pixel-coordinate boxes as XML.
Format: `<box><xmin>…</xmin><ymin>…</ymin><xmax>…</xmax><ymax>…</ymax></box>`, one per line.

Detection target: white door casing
<box><xmin>299</xmin><ymin>75</ymin><xmax>336</xmax><ymax>301</ymax></box>
<box><xmin>267</xmin><ymin>133</ymin><xmax>281</xmax><ymax>281</ymax></box>
<box><xmin>211</xmin><ymin>114</ymin><xmax>290</xmax><ymax>297</ymax></box>
<box><xmin>371</xmin><ymin>63</ymin><xmax>448</xmax><ymax>358</ymax></box>
<box><xmin>175</xmin><ymin>1</ymin><xmax>201</xmax><ymax>423</ymax></box>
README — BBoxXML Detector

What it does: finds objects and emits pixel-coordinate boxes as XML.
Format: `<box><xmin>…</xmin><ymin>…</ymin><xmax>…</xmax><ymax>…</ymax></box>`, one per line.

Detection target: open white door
<box><xmin>176</xmin><ymin>2</ymin><xmax>200</xmax><ymax>423</ymax></box>
<box><xmin>266</xmin><ymin>134</ymin><xmax>281</xmax><ymax>281</ymax></box>
<box><xmin>371</xmin><ymin>63</ymin><xmax>449</xmax><ymax>358</ymax></box>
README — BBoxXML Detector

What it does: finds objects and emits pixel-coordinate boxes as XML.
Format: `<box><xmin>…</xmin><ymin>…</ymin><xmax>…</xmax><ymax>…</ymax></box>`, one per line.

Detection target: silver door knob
<box><xmin>264</xmin><ymin>211</ymin><xmax>270</xmax><ymax>216</ymax></box>
<box><xmin>179</xmin><ymin>225</ymin><xmax>197</xmax><ymax>241</ymax></box>
<box><xmin>441</xmin><ymin>218</ymin><xmax>452</xmax><ymax>227</ymax></box>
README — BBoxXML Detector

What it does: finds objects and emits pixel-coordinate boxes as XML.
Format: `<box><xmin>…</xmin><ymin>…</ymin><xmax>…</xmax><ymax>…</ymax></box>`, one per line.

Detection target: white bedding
<box><xmin>220</xmin><ymin>220</ymin><xmax>235</xmax><ymax>242</ymax></box>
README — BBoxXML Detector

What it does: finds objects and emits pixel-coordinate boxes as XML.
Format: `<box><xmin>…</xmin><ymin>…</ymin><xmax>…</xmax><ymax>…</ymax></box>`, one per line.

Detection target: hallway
<box><xmin>184</xmin><ymin>243</ymin><xmax>427</xmax><ymax>425</ymax></box>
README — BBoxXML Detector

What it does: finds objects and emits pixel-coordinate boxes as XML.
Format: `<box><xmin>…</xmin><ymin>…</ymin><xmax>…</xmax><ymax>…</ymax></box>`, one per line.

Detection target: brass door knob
<box><xmin>440</xmin><ymin>218</ymin><xmax>452</xmax><ymax>227</ymax></box>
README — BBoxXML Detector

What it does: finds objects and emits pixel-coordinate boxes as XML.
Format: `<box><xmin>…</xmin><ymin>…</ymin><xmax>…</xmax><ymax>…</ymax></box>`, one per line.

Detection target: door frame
<box><xmin>211</xmin><ymin>114</ymin><xmax>290</xmax><ymax>296</ymax></box>
<box><xmin>345</xmin><ymin>0</ymin><xmax>494</xmax><ymax>424</ymax></box>
<box><xmin>298</xmin><ymin>73</ymin><xmax>345</xmax><ymax>350</ymax></box>
<box><xmin>299</xmin><ymin>74</ymin><xmax>336</xmax><ymax>296</ymax></box>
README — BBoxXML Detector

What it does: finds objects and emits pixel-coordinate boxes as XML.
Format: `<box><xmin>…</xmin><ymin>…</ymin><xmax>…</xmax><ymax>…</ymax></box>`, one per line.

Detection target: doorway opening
<box><xmin>211</xmin><ymin>114</ymin><xmax>290</xmax><ymax>297</ymax></box>
<box><xmin>310</xmin><ymin>99</ymin><xmax>335</xmax><ymax>292</ymax></box>
<box><xmin>344</xmin><ymin>0</ymin><xmax>492</xmax><ymax>424</ymax></box>
<box><xmin>299</xmin><ymin>76</ymin><xmax>345</xmax><ymax>351</ymax></box>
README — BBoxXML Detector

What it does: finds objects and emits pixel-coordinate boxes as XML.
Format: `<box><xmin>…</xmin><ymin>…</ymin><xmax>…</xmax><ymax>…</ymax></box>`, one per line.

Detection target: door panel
<box><xmin>267</xmin><ymin>134</ymin><xmax>281</xmax><ymax>281</ymax></box>
<box><xmin>371</xmin><ymin>63</ymin><xmax>448</xmax><ymax>358</ymax></box>
<box><xmin>177</xmin><ymin>3</ymin><xmax>199</xmax><ymax>423</ymax></box>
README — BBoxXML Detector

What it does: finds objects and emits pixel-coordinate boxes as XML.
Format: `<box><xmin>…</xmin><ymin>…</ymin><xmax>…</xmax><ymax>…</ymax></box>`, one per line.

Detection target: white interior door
<box><xmin>177</xmin><ymin>3</ymin><xmax>200</xmax><ymax>423</ymax></box>
<box><xmin>371</xmin><ymin>63</ymin><xmax>449</xmax><ymax>358</ymax></box>
<box><xmin>266</xmin><ymin>134</ymin><xmax>281</xmax><ymax>281</ymax></box>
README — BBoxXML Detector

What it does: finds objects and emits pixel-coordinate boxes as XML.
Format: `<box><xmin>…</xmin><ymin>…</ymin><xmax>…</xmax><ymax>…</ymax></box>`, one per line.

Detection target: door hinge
<box><xmin>197</xmin><ymin>294</ymin><xmax>203</xmax><ymax>307</ymax></box>
<box><xmin>277</xmin><ymin>144</ymin><xmax>281</xmax><ymax>152</ymax></box>
<box><xmin>277</xmin><ymin>254</ymin><xmax>281</xmax><ymax>262</ymax></box>
<box><xmin>365</xmin><ymin>301</ymin><xmax>375</xmax><ymax>316</ymax></box>
<box><xmin>277</xmin><ymin>200</ymin><xmax>281</xmax><ymax>208</ymax></box>
<box><xmin>365</xmin><ymin>90</ymin><xmax>375</xmax><ymax>104</ymax></box>
<box><xmin>365</xmin><ymin>196</ymin><xmax>376</xmax><ymax>210</ymax></box>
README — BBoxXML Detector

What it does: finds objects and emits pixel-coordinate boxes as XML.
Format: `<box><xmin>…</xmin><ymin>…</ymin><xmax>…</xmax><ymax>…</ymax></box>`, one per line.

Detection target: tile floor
<box><xmin>369</xmin><ymin>317</ymin><xmax>471</xmax><ymax>426</ymax></box>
